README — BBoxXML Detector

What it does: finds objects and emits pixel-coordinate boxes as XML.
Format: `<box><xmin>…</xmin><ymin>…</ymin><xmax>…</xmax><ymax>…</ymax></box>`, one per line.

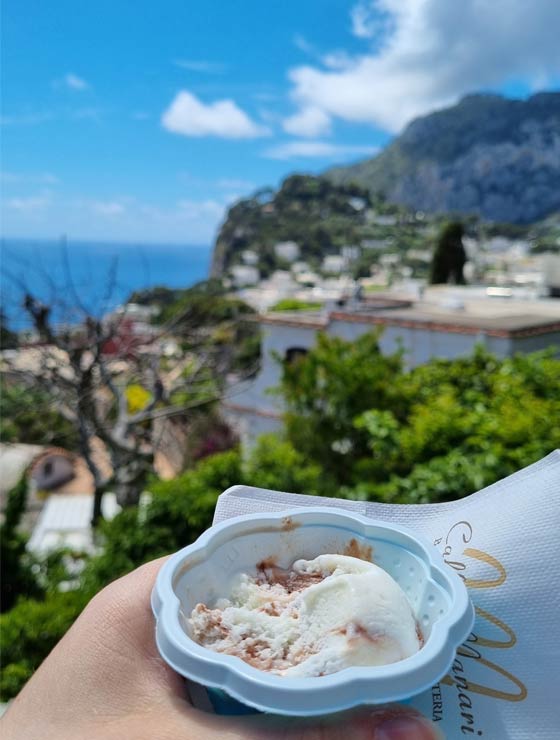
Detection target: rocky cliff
<box><xmin>328</xmin><ymin>92</ymin><xmax>560</xmax><ymax>224</ymax></box>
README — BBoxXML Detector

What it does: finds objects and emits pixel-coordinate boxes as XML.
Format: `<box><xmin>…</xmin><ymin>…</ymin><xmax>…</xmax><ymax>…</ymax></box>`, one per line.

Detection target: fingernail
<box><xmin>375</xmin><ymin>715</ymin><xmax>443</xmax><ymax>740</ymax></box>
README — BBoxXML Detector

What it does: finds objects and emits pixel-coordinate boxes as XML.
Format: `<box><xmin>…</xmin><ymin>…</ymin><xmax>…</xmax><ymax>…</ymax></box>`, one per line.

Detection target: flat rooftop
<box><xmin>259</xmin><ymin>296</ymin><xmax>560</xmax><ymax>338</ymax></box>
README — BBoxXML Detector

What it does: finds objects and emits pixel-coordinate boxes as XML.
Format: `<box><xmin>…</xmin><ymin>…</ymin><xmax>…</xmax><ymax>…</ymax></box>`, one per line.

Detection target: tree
<box><xmin>279</xmin><ymin>331</ymin><xmax>404</xmax><ymax>486</ymax></box>
<box><xmin>0</xmin><ymin>308</ymin><xmax>18</xmax><ymax>349</ymax></box>
<box><xmin>2</xmin><ymin>266</ymin><xmax>258</xmax><ymax>524</ymax></box>
<box><xmin>278</xmin><ymin>337</ymin><xmax>560</xmax><ymax>503</ymax></box>
<box><xmin>429</xmin><ymin>221</ymin><xmax>467</xmax><ymax>284</ymax></box>
<box><xmin>0</xmin><ymin>477</ymin><xmax>43</xmax><ymax>613</ymax></box>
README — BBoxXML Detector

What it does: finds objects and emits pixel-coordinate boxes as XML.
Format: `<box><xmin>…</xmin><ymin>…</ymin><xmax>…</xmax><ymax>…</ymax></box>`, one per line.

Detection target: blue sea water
<box><xmin>1</xmin><ymin>238</ymin><xmax>211</xmax><ymax>329</ymax></box>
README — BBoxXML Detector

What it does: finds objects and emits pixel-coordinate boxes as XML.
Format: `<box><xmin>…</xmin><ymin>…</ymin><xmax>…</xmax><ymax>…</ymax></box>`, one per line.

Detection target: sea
<box><xmin>0</xmin><ymin>238</ymin><xmax>212</xmax><ymax>329</ymax></box>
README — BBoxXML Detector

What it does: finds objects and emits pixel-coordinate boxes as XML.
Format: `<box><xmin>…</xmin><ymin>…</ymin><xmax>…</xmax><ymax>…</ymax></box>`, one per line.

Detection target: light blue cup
<box><xmin>152</xmin><ymin>505</ymin><xmax>474</xmax><ymax>716</ymax></box>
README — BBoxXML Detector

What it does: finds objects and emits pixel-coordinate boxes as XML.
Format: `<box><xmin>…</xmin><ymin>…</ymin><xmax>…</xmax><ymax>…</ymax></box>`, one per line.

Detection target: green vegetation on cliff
<box><xmin>210</xmin><ymin>172</ymin><xmax>559</xmax><ymax>286</ymax></box>
<box><xmin>211</xmin><ymin>174</ymin><xmax>437</xmax><ymax>280</ymax></box>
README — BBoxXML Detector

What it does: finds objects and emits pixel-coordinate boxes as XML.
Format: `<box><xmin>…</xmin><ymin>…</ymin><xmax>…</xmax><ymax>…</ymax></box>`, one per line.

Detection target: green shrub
<box><xmin>1</xmin><ymin>477</ymin><xmax>43</xmax><ymax>613</ymax></box>
<box><xmin>245</xmin><ymin>434</ymin><xmax>325</xmax><ymax>494</ymax></box>
<box><xmin>0</xmin><ymin>590</ymin><xmax>88</xmax><ymax>700</ymax></box>
<box><xmin>270</xmin><ymin>299</ymin><xmax>322</xmax><ymax>312</ymax></box>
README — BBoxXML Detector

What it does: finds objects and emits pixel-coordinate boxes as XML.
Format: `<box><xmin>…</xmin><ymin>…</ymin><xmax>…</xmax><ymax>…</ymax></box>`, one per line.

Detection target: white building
<box><xmin>341</xmin><ymin>245</ymin><xmax>361</xmax><ymax>261</ymax></box>
<box><xmin>407</xmin><ymin>249</ymin><xmax>432</xmax><ymax>262</ymax></box>
<box><xmin>294</xmin><ymin>271</ymin><xmax>320</xmax><ymax>285</ymax></box>
<box><xmin>322</xmin><ymin>255</ymin><xmax>346</xmax><ymax>274</ymax></box>
<box><xmin>291</xmin><ymin>261</ymin><xmax>310</xmax><ymax>275</ymax></box>
<box><xmin>230</xmin><ymin>265</ymin><xmax>259</xmax><ymax>287</ymax></box>
<box><xmin>224</xmin><ymin>294</ymin><xmax>560</xmax><ymax>446</ymax></box>
<box><xmin>27</xmin><ymin>494</ymin><xmax>120</xmax><ymax>554</ymax></box>
<box><xmin>485</xmin><ymin>236</ymin><xmax>513</xmax><ymax>253</ymax></box>
<box><xmin>241</xmin><ymin>250</ymin><xmax>259</xmax><ymax>265</ymax></box>
<box><xmin>369</xmin><ymin>213</ymin><xmax>398</xmax><ymax>226</ymax></box>
<box><xmin>361</xmin><ymin>238</ymin><xmax>392</xmax><ymax>250</ymax></box>
<box><xmin>274</xmin><ymin>241</ymin><xmax>300</xmax><ymax>262</ymax></box>
<box><xmin>348</xmin><ymin>196</ymin><xmax>367</xmax><ymax>211</ymax></box>
<box><xmin>380</xmin><ymin>254</ymin><xmax>400</xmax><ymax>267</ymax></box>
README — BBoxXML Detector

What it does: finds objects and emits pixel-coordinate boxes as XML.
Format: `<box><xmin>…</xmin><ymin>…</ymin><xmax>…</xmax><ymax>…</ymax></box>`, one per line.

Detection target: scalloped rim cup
<box><xmin>152</xmin><ymin>504</ymin><xmax>474</xmax><ymax>716</ymax></box>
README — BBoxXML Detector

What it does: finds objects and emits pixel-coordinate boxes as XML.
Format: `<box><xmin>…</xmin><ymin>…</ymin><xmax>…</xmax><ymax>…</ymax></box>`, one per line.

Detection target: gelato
<box><xmin>188</xmin><ymin>553</ymin><xmax>423</xmax><ymax>677</ymax></box>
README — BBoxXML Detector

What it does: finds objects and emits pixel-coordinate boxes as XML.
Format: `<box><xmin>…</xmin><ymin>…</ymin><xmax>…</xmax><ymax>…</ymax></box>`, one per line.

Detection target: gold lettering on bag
<box><xmin>460</xmin><ymin>657</ymin><xmax>527</xmax><ymax>702</ymax></box>
<box><xmin>462</xmin><ymin>549</ymin><xmax>507</xmax><ymax>589</ymax></box>
<box><xmin>474</xmin><ymin>607</ymin><xmax>516</xmax><ymax>649</ymax></box>
<box><xmin>433</xmin><ymin>520</ymin><xmax>529</xmax><ymax>734</ymax></box>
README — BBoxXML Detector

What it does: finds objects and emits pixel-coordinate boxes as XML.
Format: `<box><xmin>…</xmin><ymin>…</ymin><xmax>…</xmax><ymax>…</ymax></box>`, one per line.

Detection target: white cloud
<box><xmin>161</xmin><ymin>90</ymin><xmax>270</xmax><ymax>139</ymax></box>
<box><xmin>350</xmin><ymin>1</ymin><xmax>378</xmax><ymax>38</ymax></box>
<box><xmin>52</xmin><ymin>73</ymin><xmax>90</xmax><ymax>91</ymax></box>
<box><xmin>5</xmin><ymin>193</ymin><xmax>52</xmax><ymax>212</ymax></box>
<box><xmin>287</xmin><ymin>0</ymin><xmax>560</xmax><ymax>133</ymax></box>
<box><xmin>263</xmin><ymin>140</ymin><xmax>378</xmax><ymax>160</ymax></box>
<box><xmin>321</xmin><ymin>51</ymin><xmax>355</xmax><ymax>71</ymax></box>
<box><xmin>174</xmin><ymin>59</ymin><xmax>227</xmax><ymax>74</ymax></box>
<box><xmin>91</xmin><ymin>201</ymin><xmax>126</xmax><ymax>216</ymax></box>
<box><xmin>283</xmin><ymin>106</ymin><xmax>331</xmax><ymax>137</ymax></box>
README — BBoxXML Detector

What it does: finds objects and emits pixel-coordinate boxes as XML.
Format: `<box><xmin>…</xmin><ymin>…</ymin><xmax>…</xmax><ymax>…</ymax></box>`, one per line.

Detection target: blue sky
<box><xmin>2</xmin><ymin>0</ymin><xmax>559</xmax><ymax>244</ymax></box>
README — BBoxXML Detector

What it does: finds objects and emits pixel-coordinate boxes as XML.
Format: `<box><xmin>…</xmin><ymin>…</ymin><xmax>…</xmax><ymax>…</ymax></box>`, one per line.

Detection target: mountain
<box><xmin>328</xmin><ymin>92</ymin><xmax>560</xmax><ymax>224</ymax></box>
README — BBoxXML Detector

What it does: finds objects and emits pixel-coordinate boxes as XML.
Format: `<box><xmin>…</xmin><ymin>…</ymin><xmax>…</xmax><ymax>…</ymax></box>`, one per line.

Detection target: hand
<box><xmin>1</xmin><ymin>558</ymin><xmax>442</xmax><ymax>739</ymax></box>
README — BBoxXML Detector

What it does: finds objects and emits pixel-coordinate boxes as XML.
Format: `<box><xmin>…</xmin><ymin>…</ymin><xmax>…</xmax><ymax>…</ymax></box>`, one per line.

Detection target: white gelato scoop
<box><xmin>189</xmin><ymin>553</ymin><xmax>422</xmax><ymax>677</ymax></box>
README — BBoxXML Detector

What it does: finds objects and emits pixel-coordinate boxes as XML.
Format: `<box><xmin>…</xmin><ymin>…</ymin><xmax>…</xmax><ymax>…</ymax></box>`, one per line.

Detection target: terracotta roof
<box><xmin>28</xmin><ymin>447</ymin><xmax>76</xmax><ymax>476</ymax></box>
<box><xmin>258</xmin><ymin>312</ymin><xmax>328</xmax><ymax>329</ymax></box>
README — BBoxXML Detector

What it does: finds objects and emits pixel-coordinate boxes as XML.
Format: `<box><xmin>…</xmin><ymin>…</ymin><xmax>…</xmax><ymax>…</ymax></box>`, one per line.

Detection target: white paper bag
<box><xmin>212</xmin><ymin>450</ymin><xmax>560</xmax><ymax>739</ymax></box>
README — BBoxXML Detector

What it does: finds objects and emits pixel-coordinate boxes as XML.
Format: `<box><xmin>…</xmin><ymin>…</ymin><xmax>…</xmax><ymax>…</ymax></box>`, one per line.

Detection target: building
<box><xmin>291</xmin><ymin>261</ymin><xmax>310</xmax><ymax>275</ymax></box>
<box><xmin>368</xmin><ymin>213</ymin><xmax>398</xmax><ymax>226</ymax></box>
<box><xmin>543</xmin><ymin>254</ymin><xmax>560</xmax><ymax>297</ymax></box>
<box><xmin>230</xmin><ymin>265</ymin><xmax>260</xmax><ymax>287</ymax></box>
<box><xmin>341</xmin><ymin>245</ymin><xmax>361</xmax><ymax>262</ymax></box>
<box><xmin>241</xmin><ymin>250</ymin><xmax>259</xmax><ymax>265</ymax></box>
<box><xmin>322</xmin><ymin>255</ymin><xmax>347</xmax><ymax>274</ymax></box>
<box><xmin>274</xmin><ymin>241</ymin><xmax>300</xmax><ymax>262</ymax></box>
<box><xmin>223</xmin><ymin>293</ymin><xmax>560</xmax><ymax>446</ymax></box>
<box><xmin>27</xmin><ymin>493</ymin><xmax>120</xmax><ymax>554</ymax></box>
<box><xmin>348</xmin><ymin>196</ymin><xmax>367</xmax><ymax>211</ymax></box>
<box><xmin>29</xmin><ymin>448</ymin><xmax>76</xmax><ymax>492</ymax></box>
<box><xmin>361</xmin><ymin>238</ymin><xmax>392</xmax><ymax>250</ymax></box>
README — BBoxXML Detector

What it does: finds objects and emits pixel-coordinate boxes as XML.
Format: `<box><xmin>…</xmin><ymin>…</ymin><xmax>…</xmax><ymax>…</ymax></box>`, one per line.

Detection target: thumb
<box><xmin>170</xmin><ymin>702</ymin><xmax>443</xmax><ymax>740</ymax></box>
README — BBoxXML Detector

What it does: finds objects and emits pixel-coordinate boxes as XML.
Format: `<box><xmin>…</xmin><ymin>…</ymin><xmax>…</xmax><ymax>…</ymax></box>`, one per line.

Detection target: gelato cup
<box><xmin>151</xmin><ymin>504</ymin><xmax>474</xmax><ymax>716</ymax></box>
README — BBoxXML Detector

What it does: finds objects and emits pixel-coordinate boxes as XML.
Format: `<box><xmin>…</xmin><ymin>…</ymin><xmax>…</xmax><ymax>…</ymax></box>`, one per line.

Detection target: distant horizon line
<box><xmin>0</xmin><ymin>235</ymin><xmax>212</xmax><ymax>249</ymax></box>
